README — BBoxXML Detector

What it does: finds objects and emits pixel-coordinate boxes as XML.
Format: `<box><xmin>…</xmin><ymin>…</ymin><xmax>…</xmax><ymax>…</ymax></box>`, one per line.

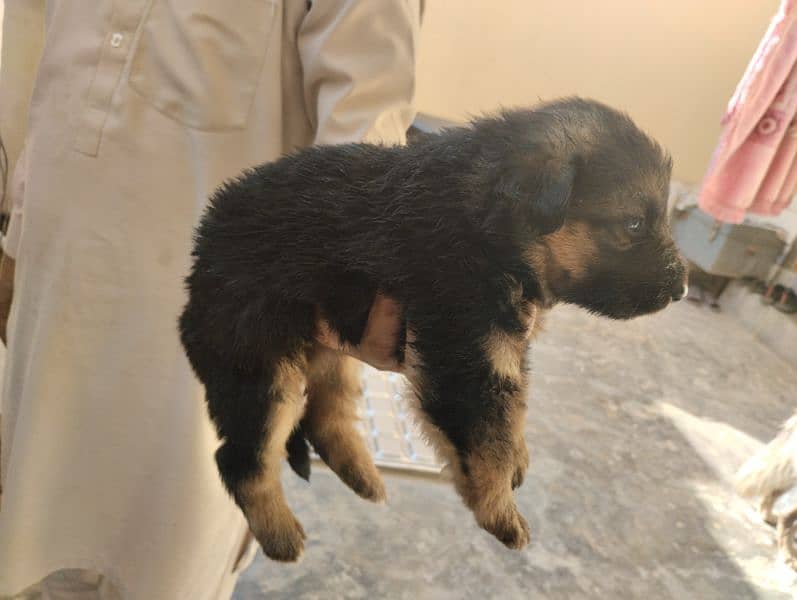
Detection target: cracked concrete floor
<box><xmin>234</xmin><ymin>302</ymin><xmax>797</xmax><ymax>600</ymax></box>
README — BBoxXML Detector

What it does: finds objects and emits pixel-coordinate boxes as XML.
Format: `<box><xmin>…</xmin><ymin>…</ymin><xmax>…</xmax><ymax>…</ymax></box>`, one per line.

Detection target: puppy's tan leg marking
<box><xmin>483</xmin><ymin>324</ymin><xmax>531</xmax><ymax>491</ymax></box>
<box><xmin>509</xmin><ymin>395</ymin><xmax>530</xmax><ymax>491</ymax></box>
<box><xmin>402</xmin><ymin>338</ymin><xmax>460</xmax><ymax>478</ymax></box>
<box><xmin>240</xmin><ymin>359</ymin><xmax>307</xmax><ymax>562</ymax></box>
<box><xmin>303</xmin><ymin>345</ymin><xmax>386</xmax><ymax>502</ymax></box>
<box><xmin>464</xmin><ymin>345</ymin><xmax>530</xmax><ymax>547</ymax></box>
<box><xmin>404</xmin><ymin>336</ymin><xmax>530</xmax><ymax>548</ymax></box>
<box><xmin>484</xmin><ymin>328</ymin><xmax>525</xmax><ymax>380</ymax></box>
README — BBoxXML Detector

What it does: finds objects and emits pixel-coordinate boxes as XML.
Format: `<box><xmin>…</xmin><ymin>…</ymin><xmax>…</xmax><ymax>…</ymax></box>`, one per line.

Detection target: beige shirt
<box><xmin>0</xmin><ymin>1</ymin><xmax>419</xmax><ymax>598</ymax></box>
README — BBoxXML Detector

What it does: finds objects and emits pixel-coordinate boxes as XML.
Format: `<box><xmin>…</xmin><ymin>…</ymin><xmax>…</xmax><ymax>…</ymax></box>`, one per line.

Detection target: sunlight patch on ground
<box><xmin>655</xmin><ymin>401</ymin><xmax>797</xmax><ymax>593</ymax></box>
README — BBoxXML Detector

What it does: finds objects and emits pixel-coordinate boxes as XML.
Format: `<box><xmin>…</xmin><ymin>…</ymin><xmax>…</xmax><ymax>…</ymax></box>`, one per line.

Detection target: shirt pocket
<box><xmin>128</xmin><ymin>0</ymin><xmax>277</xmax><ymax>131</ymax></box>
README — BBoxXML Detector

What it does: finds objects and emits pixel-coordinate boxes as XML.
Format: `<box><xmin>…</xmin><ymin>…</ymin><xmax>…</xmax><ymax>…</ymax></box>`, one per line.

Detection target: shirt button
<box><xmin>110</xmin><ymin>32</ymin><xmax>124</xmax><ymax>48</ymax></box>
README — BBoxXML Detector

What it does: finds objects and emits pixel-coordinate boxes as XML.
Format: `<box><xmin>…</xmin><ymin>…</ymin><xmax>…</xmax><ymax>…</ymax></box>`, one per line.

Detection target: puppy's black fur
<box><xmin>179</xmin><ymin>97</ymin><xmax>687</xmax><ymax>561</ymax></box>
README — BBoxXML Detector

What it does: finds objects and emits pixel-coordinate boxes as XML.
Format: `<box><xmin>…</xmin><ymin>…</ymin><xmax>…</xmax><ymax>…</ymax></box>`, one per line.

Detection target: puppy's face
<box><xmin>541</xmin><ymin>167</ymin><xmax>687</xmax><ymax>320</ymax></box>
<box><xmin>494</xmin><ymin>99</ymin><xmax>687</xmax><ymax>319</ymax></box>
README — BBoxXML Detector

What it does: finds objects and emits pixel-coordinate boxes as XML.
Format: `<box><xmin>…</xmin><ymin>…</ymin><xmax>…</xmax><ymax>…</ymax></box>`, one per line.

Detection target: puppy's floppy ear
<box><xmin>495</xmin><ymin>156</ymin><xmax>576</xmax><ymax>236</ymax></box>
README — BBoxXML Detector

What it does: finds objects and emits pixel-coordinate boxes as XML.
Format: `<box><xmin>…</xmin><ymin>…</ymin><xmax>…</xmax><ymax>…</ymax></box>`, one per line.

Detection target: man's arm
<box><xmin>298</xmin><ymin>0</ymin><xmax>420</xmax><ymax>147</ymax></box>
<box><xmin>299</xmin><ymin>0</ymin><xmax>420</xmax><ymax>371</ymax></box>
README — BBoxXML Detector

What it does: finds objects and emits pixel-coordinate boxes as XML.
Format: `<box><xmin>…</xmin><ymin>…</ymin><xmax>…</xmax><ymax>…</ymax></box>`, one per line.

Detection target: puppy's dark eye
<box><xmin>626</xmin><ymin>216</ymin><xmax>644</xmax><ymax>235</ymax></box>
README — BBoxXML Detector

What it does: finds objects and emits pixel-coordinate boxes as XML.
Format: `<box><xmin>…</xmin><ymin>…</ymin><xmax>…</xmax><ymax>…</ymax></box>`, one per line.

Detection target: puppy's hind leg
<box><xmin>302</xmin><ymin>345</ymin><xmax>386</xmax><ymax>502</ymax></box>
<box><xmin>208</xmin><ymin>355</ymin><xmax>309</xmax><ymax>562</ymax></box>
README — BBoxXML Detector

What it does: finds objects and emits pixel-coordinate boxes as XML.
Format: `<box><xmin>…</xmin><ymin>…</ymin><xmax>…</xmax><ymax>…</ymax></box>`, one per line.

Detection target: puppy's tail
<box><xmin>286</xmin><ymin>425</ymin><xmax>312</xmax><ymax>481</ymax></box>
<box><xmin>736</xmin><ymin>412</ymin><xmax>797</xmax><ymax>499</ymax></box>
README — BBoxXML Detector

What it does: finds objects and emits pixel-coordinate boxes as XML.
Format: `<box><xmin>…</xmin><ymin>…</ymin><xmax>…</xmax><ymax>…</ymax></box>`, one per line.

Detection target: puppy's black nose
<box><xmin>672</xmin><ymin>283</ymin><xmax>688</xmax><ymax>302</ymax></box>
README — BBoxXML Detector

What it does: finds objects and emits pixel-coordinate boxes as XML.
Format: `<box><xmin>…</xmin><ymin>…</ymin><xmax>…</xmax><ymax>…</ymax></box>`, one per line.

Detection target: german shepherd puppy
<box><xmin>179</xmin><ymin>97</ymin><xmax>687</xmax><ymax>561</ymax></box>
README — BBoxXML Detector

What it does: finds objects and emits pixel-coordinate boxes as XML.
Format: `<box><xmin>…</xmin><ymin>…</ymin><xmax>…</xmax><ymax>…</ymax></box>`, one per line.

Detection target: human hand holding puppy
<box><xmin>315</xmin><ymin>292</ymin><xmax>403</xmax><ymax>372</ymax></box>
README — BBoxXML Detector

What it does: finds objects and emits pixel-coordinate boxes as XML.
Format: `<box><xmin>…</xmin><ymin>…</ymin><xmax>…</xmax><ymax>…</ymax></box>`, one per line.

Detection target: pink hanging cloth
<box><xmin>699</xmin><ymin>0</ymin><xmax>797</xmax><ymax>223</ymax></box>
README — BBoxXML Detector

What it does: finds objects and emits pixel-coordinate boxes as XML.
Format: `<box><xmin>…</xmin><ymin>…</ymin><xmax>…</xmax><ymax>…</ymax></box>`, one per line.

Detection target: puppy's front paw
<box><xmin>479</xmin><ymin>503</ymin><xmax>530</xmax><ymax>549</ymax></box>
<box><xmin>456</xmin><ymin>452</ymin><xmax>531</xmax><ymax>549</ymax></box>
<box><xmin>251</xmin><ymin>510</ymin><xmax>307</xmax><ymax>562</ymax></box>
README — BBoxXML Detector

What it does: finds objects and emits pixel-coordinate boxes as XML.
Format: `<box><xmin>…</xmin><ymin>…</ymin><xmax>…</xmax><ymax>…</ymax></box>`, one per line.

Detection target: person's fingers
<box><xmin>353</xmin><ymin>349</ymin><xmax>400</xmax><ymax>372</ymax></box>
<box><xmin>314</xmin><ymin>294</ymin><xmax>403</xmax><ymax>372</ymax></box>
<box><xmin>315</xmin><ymin>315</ymin><xmax>343</xmax><ymax>350</ymax></box>
<box><xmin>359</xmin><ymin>293</ymin><xmax>402</xmax><ymax>361</ymax></box>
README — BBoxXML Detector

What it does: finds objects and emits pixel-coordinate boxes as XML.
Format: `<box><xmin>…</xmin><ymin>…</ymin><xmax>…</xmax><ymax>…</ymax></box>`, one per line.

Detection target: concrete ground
<box><xmin>233</xmin><ymin>301</ymin><xmax>797</xmax><ymax>600</ymax></box>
